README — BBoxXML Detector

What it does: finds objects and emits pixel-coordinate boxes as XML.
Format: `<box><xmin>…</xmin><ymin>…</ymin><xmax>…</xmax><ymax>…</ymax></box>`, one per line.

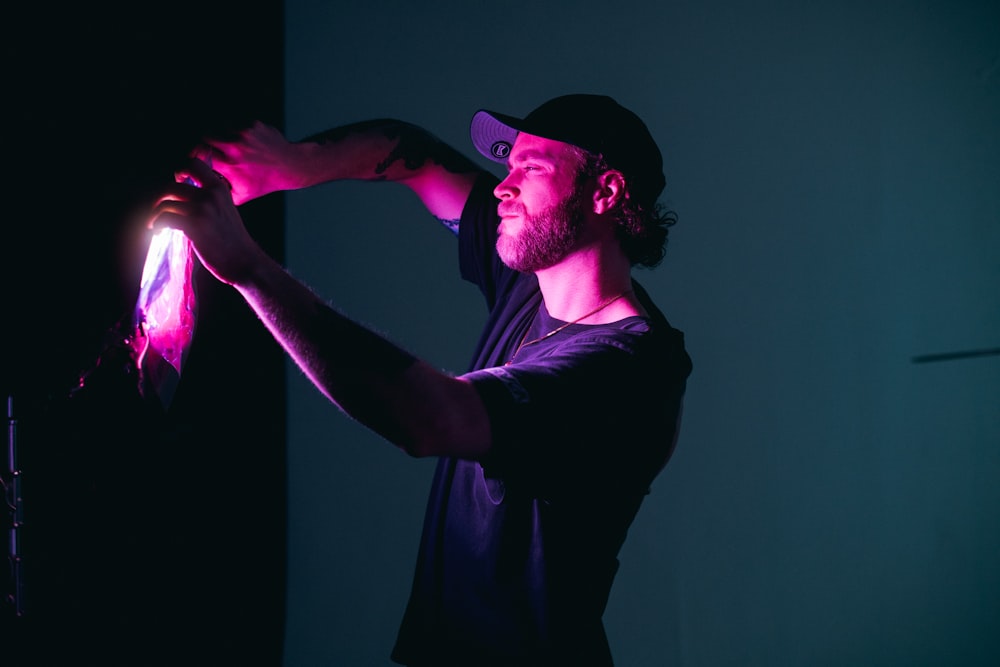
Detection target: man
<box><xmin>151</xmin><ymin>94</ymin><xmax>692</xmax><ymax>666</ymax></box>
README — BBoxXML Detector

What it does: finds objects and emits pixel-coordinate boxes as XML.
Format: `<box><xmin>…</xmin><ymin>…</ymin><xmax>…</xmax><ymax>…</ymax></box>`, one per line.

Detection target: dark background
<box><xmin>4</xmin><ymin>2</ymin><xmax>998</xmax><ymax>666</ymax></box>
<box><xmin>4</xmin><ymin>2</ymin><xmax>287</xmax><ymax>665</ymax></box>
<box><xmin>279</xmin><ymin>2</ymin><xmax>999</xmax><ymax>665</ymax></box>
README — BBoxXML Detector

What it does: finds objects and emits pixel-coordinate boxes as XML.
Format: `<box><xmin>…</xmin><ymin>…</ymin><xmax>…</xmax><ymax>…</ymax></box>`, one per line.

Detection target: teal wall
<box><xmin>283</xmin><ymin>1</ymin><xmax>999</xmax><ymax>664</ymax></box>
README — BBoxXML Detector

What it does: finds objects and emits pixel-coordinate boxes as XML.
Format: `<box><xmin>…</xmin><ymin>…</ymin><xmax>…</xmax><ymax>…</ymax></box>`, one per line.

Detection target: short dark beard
<box><xmin>497</xmin><ymin>181</ymin><xmax>590</xmax><ymax>273</ymax></box>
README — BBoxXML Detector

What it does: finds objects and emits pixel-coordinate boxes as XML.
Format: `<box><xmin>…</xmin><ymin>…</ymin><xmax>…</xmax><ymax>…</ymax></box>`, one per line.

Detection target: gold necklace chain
<box><xmin>505</xmin><ymin>289</ymin><xmax>633</xmax><ymax>366</ymax></box>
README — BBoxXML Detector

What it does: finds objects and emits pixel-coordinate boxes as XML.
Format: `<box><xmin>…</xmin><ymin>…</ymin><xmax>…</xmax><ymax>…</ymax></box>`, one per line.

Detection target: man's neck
<box><xmin>534</xmin><ymin>249</ymin><xmax>642</xmax><ymax>323</ymax></box>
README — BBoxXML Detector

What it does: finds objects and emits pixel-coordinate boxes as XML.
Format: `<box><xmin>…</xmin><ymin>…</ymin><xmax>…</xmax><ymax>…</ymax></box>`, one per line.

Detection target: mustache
<box><xmin>497</xmin><ymin>202</ymin><xmax>526</xmax><ymax>217</ymax></box>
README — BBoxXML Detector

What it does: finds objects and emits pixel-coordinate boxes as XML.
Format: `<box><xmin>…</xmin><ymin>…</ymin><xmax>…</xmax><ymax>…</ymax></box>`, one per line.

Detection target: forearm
<box><xmin>298</xmin><ymin>119</ymin><xmax>479</xmax><ymax>184</ymax></box>
<box><xmin>209</xmin><ymin>119</ymin><xmax>481</xmax><ymax>218</ymax></box>
<box><xmin>151</xmin><ymin>158</ymin><xmax>489</xmax><ymax>455</ymax></box>
<box><xmin>295</xmin><ymin>120</ymin><xmax>481</xmax><ymax>222</ymax></box>
<box><xmin>233</xmin><ymin>254</ymin><xmax>491</xmax><ymax>458</ymax></box>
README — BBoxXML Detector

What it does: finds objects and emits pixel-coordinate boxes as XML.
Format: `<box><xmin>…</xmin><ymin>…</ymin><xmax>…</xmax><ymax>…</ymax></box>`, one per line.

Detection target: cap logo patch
<box><xmin>491</xmin><ymin>141</ymin><xmax>511</xmax><ymax>159</ymax></box>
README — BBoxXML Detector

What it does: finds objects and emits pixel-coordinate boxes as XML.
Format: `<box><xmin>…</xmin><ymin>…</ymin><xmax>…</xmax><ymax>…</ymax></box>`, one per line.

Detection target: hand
<box><xmin>148</xmin><ymin>157</ymin><xmax>268</xmax><ymax>286</ymax></box>
<box><xmin>194</xmin><ymin>121</ymin><xmax>303</xmax><ymax>205</ymax></box>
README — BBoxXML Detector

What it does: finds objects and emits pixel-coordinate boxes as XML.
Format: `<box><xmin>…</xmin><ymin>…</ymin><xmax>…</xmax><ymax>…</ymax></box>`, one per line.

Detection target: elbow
<box><xmin>354</xmin><ymin>373</ymin><xmax>493</xmax><ymax>460</ymax></box>
<box><xmin>395</xmin><ymin>430</ymin><xmax>455</xmax><ymax>459</ymax></box>
<box><xmin>371</xmin><ymin>417</ymin><xmax>444</xmax><ymax>459</ymax></box>
<box><xmin>398</xmin><ymin>435</ymin><xmax>434</xmax><ymax>459</ymax></box>
<box><xmin>394</xmin><ymin>423</ymin><xmax>490</xmax><ymax>461</ymax></box>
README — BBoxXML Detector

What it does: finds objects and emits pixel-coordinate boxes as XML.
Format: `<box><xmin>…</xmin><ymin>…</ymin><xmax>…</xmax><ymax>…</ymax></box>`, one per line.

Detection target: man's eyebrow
<box><xmin>508</xmin><ymin>150</ymin><xmax>558</xmax><ymax>166</ymax></box>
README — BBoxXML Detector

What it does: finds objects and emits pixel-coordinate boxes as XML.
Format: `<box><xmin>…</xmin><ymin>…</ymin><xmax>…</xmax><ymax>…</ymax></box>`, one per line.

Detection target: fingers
<box><xmin>146</xmin><ymin>159</ymin><xmax>217</xmax><ymax>232</ymax></box>
<box><xmin>190</xmin><ymin>143</ymin><xmax>214</xmax><ymax>166</ymax></box>
<box><xmin>191</xmin><ymin>139</ymin><xmax>232</xmax><ymax>168</ymax></box>
<box><xmin>175</xmin><ymin>157</ymin><xmax>232</xmax><ymax>193</ymax></box>
<box><xmin>147</xmin><ymin>205</ymin><xmax>184</xmax><ymax>234</ymax></box>
<box><xmin>148</xmin><ymin>189</ymin><xmax>196</xmax><ymax>232</ymax></box>
<box><xmin>195</xmin><ymin>121</ymin><xmax>268</xmax><ymax>158</ymax></box>
<box><xmin>189</xmin><ymin>124</ymin><xmax>269</xmax><ymax>206</ymax></box>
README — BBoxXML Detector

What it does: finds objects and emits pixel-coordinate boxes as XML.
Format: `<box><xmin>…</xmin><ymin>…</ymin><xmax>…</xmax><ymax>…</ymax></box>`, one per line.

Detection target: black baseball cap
<box><xmin>470</xmin><ymin>94</ymin><xmax>666</xmax><ymax>207</ymax></box>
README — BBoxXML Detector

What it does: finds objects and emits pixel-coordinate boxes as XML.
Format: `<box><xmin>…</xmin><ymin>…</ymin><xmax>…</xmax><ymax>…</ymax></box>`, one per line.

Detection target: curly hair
<box><xmin>570</xmin><ymin>146</ymin><xmax>677</xmax><ymax>268</ymax></box>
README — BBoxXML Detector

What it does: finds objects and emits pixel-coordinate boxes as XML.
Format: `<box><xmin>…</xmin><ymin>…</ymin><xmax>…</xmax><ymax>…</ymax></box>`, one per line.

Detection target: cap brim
<box><xmin>470</xmin><ymin>110</ymin><xmax>523</xmax><ymax>163</ymax></box>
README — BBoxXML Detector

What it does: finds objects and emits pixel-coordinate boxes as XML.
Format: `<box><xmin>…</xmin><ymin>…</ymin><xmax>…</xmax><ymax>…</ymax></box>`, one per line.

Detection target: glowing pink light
<box><xmin>132</xmin><ymin>227</ymin><xmax>198</xmax><ymax>405</ymax></box>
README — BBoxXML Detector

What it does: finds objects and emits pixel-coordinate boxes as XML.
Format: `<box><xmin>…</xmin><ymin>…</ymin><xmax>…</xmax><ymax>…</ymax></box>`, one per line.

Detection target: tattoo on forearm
<box><xmin>377</xmin><ymin>123</ymin><xmax>479</xmax><ymax>176</ymax></box>
<box><xmin>304</xmin><ymin>119</ymin><xmax>394</xmax><ymax>145</ymax></box>
<box><xmin>438</xmin><ymin>218</ymin><xmax>460</xmax><ymax>236</ymax></box>
<box><xmin>305</xmin><ymin>119</ymin><xmax>478</xmax><ymax>179</ymax></box>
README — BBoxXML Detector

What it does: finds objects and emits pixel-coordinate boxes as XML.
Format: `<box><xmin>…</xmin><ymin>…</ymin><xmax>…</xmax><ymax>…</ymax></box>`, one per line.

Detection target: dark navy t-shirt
<box><xmin>391</xmin><ymin>172</ymin><xmax>692</xmax><ymax>666</ymax></box>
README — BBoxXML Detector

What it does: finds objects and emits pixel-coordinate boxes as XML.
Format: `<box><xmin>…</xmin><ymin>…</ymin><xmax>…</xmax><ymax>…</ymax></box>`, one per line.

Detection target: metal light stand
<box><xmin>5</xmin><ymin>395</ymin><xmax>24</xmax><ymax>616</ymax></box>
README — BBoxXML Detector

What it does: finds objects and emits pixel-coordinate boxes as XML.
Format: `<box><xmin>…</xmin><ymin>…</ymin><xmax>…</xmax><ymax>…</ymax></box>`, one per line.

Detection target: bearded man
<box><xmin>151</xmin><ymin>94</ymin><xmax>692</xmax><ymax>666</ymax></box>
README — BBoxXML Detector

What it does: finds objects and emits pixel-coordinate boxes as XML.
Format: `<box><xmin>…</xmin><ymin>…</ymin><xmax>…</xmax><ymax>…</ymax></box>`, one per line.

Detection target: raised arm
<box><xmin>204</xmin><ymin>119</ymin><xmax>483</xmax><ymax>227</ymax></box>
<box><xmin>149</xmin><ymin>157</ymin><xmax>492</xmax><ymax>459</ymax></box>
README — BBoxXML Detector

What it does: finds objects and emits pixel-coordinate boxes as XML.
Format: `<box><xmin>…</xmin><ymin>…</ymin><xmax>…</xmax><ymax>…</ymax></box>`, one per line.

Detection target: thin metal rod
<box><xmin>911</xmin><ymin>346</ymin><xmax>1000</xmax><ymax>364</ymax></box>
<box><xmin>6</xmin><ymin>394</ymin><xmax>24</xmax><ymax>617</ymax></box>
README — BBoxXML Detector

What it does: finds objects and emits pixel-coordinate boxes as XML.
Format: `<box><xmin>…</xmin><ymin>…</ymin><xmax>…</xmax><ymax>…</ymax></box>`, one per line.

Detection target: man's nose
<box><xmin>494</xmin><ymin>176</ymin><xmax>518</xmax><ymax>200</ymax></box>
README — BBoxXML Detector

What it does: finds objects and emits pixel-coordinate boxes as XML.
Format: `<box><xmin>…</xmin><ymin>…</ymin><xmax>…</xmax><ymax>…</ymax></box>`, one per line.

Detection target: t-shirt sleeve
<box><xmin>462</xmin><ymin>327</ymin><xmax>688</xmax><ymax>498</ymax></box>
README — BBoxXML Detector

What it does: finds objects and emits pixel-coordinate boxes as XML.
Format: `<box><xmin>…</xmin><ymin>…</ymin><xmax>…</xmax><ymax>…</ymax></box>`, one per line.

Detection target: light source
<box><xmin>129</xmin><ymin>225</ymin><xmax>198</xmax><ymax>410</ymax></box>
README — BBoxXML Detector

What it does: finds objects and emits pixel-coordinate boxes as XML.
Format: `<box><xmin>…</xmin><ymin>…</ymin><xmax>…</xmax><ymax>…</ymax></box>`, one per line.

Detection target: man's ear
<box><xmin>592</xmin><ymin>170</ymin><xmax>627</xmax><ymax>214</ymax></box>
